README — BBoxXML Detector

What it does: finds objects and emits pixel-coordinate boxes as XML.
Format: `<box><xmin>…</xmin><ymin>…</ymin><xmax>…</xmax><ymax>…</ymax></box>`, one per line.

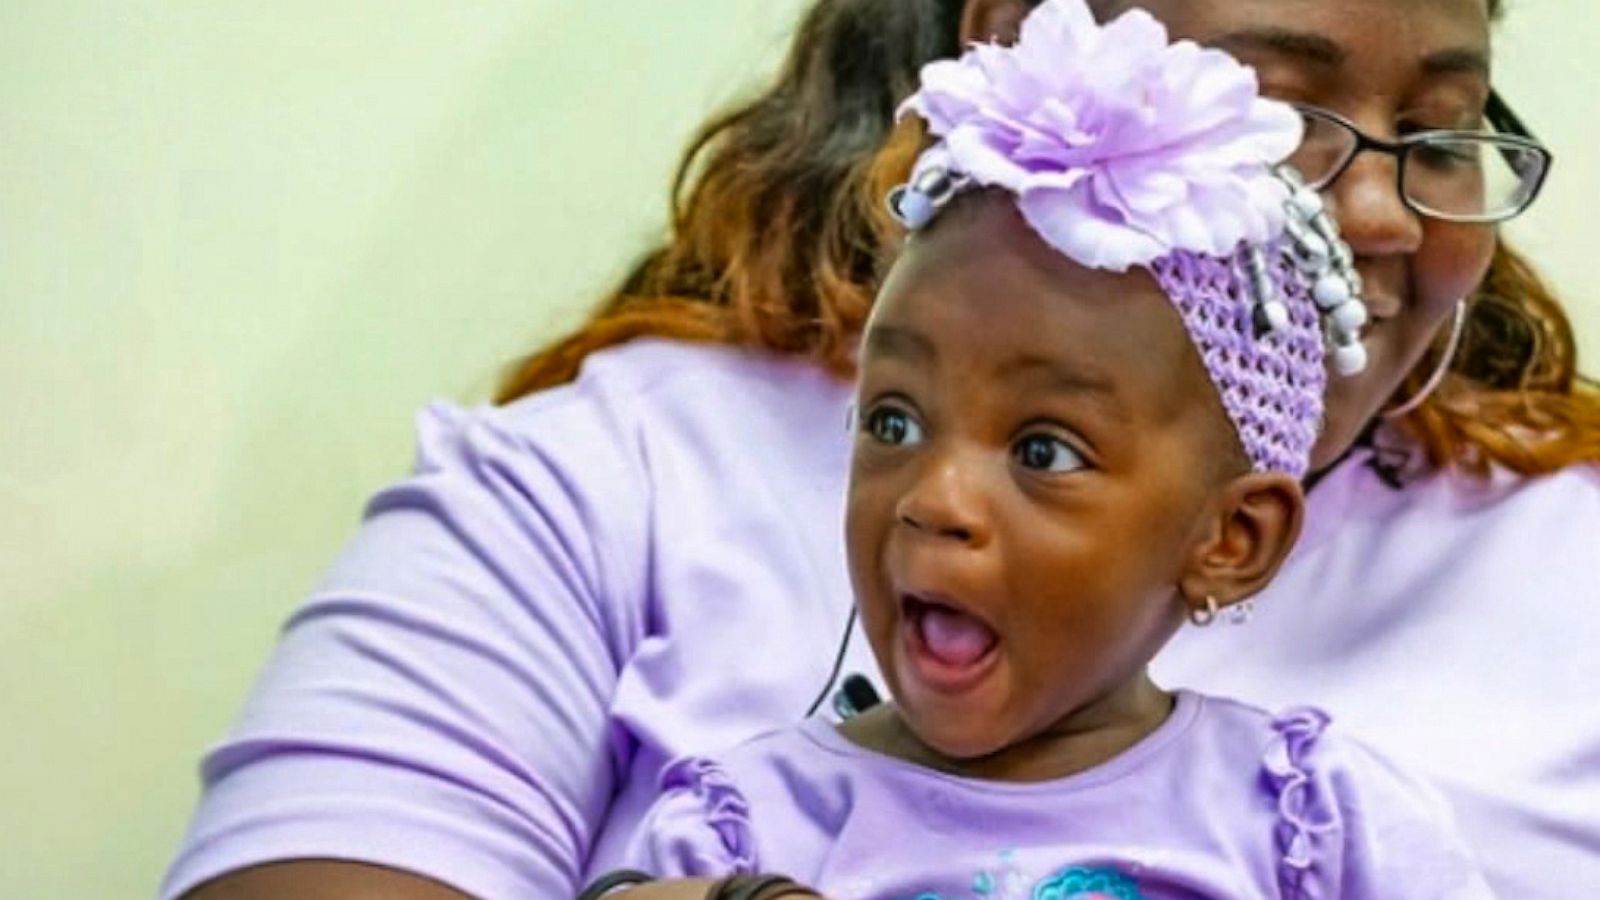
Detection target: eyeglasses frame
<box><xmin>1290</xmin><ymin>89</ymin><xmax>1552</xmax><ymax>225</ymax></box>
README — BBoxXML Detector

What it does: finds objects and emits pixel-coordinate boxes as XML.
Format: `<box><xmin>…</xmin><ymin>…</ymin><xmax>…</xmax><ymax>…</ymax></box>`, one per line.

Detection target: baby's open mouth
<box><xmin>902</xmin><ymin>593</ymin><xmax>999</xmax><ymax>673</ymax></box>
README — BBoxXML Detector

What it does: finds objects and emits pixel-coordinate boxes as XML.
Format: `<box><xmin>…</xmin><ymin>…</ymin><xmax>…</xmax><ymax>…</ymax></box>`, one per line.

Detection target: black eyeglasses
<box><xmin>1287</xmin><ymin>90</ymin><xmax>1552</xmax><ymax>224</ymax></box>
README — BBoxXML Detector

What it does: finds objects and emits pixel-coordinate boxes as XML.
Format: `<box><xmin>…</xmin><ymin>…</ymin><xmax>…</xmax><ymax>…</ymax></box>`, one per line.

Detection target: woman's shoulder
<box><xmin>1405</xmin><ymin>458</ymin><xmax>1600</xmax><ymax>565</ymax></box>
<box><xmin>1365</xmin><ymin>432</ymin><xmax>1600</xmax><ymax>517</ymax></box>
<box><xmin>1306</xmin><ymin>441</ymin><xmax>1600</xmax><ymax>563</ymax></box>
<box><xmin>494</xmin><ymin>338</ymin><xmax>849</xmax><ymax>434</ymax></box>
<box><xmin>1442</xmin><ymin>457</ymin><xmax>1600</xmax><ymax>515</ymax></box>
<box><xmin>411</xmin><ymin>339</ymin><xmax>851</xmax><ymax>495</ymax></box>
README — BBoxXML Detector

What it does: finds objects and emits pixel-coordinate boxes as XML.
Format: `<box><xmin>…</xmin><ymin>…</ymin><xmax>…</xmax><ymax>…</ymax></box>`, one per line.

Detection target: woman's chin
<box><xmin>1311</xmin><ymin>375</ymin><xmax>1395</xmax><ymax>474</ymax></box>
<box><xmin>1309</xmin><ymin>415</ymin><xmax>1366</xmax><ymax>474</ymax></box>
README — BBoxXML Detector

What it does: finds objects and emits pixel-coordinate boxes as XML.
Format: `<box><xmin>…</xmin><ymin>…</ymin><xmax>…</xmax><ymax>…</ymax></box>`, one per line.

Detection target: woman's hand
<box><xmin>181</xmin><ymin>860</ymin><xmax>475</xmax><ymax>899</ymax></box>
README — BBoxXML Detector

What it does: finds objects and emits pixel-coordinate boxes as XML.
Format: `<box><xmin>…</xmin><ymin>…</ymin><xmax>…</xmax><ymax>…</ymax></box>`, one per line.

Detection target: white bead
<box><xmin>1258</xmin><ymin>300</ymin><xmax>1290</xmax><ymax>334</ymax></box>
<box><xmin>1296</xmin><ymin>255</ymin><xmax>1330</xmax><ymax>276</ymax></box>
<box><xmin>1292</xmin><ymin>237</ymin><xmax>1331</xmax><ymax>273</ymax></box>
<box><xmin>1332</xmin><ymin>340</ymin><xmax>1369</xmax><ymax>376</ymax></box>
<box><xmin>1331</xmin><ymin>300</ymin><xmax>1368</xmax><ymax>332</ymax></box>
<box><xmin>896</xmin><ymin>189</ymin><xmax>935</xmax><ymax>229</ymax></box>
<box><xmin>1290</xmin><ymin>188</ymin><xmax>1324</xmax><ymax>217</ymax></box>
<box><xmin>1313</xmin><ymin>274</ymin><xmax>1352</xmax><ymax>309</ymax></box>
<box><xmin>913</xmin><ymin>168</ymin><xmax>953</xmax><ymax>196</ymax></box>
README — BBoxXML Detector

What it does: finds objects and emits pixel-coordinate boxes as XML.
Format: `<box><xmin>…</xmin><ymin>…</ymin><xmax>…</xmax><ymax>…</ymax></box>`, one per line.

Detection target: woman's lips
<box><xmin>899</xmin><ymin>593</ymin><xmax>1000</xmax><ymax>695</ymax></box>
<box><xmin>1357</xmin><ymin>282</ymin><xmax>1404</xmax><ymax>327</ymax></box>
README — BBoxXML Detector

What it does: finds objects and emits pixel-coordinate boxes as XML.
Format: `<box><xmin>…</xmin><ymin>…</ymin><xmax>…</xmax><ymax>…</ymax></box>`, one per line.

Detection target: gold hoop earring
<box><xmin>1382</xmin><ymin>300</ymin><xmax>1467</xmax><ymax>420</ymax></box>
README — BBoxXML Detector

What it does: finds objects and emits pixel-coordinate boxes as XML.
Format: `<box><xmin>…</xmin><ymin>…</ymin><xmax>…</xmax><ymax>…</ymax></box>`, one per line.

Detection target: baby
<box><xmin>585</xmin><ymin>2</ymin><xmax>1489</xmax><ymax>898</ymax></box>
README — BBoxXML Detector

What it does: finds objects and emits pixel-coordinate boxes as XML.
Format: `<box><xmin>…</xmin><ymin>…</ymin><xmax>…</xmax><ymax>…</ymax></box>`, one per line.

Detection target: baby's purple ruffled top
<box><xmin>624</xmin><ymin>692</ymin><xmax>1491</xmax><ymax>899</ymax></box>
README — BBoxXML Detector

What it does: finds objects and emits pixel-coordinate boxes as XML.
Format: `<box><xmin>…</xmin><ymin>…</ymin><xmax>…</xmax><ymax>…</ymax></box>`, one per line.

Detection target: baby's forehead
<box><xmin>870</xmin><ymin>198</ymin><xmax>1251</xmax><ymax>464</ymax></box>
<box><xmin>874</xmin><ymin>248</ymin><xmax>1213</xmax><ymax>412</ymax></box>
<box><xmin>894</xmin><ymin>198</ymin><xmax>1201</xmax><ymax>363</ymax></box>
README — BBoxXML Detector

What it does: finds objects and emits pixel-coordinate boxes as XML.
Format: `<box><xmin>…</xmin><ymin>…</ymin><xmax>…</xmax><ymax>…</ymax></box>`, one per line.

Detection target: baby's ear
<box><xmin>1178</xmin><ymin>472</ymin><xmax>1306</xmax><ymax>615</ymax></box>
<box><xmin>958</xmin><ymin>0</ymin><xmax>1033</xmax><ymax>46</ymax></box>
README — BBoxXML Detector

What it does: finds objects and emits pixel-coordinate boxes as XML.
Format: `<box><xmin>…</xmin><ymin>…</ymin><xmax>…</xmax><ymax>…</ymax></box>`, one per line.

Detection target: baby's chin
<box><xmin>896</xmin><ymin>702</ymin><xmax>1027</xmax><ymax>766</ymax></box>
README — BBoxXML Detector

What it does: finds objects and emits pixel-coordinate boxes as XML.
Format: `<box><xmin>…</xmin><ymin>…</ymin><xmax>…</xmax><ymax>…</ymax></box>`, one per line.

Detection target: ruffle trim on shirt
<box><xmin>658</xmin><ymin>757</ymin><xmax>759</xmax><ymax>873</ymax></box>
<box><xmin>1263</xmin><ymin>707</ymin><xmax>1340</xmax><ymax>900</ymax></box>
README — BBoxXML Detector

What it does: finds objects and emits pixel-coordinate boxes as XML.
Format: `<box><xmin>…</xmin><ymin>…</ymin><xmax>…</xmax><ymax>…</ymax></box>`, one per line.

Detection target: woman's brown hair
<box><xmin>496</xmin><ymin>0</ymin><xmax>1599</xmax><ymax>479</ymax></box>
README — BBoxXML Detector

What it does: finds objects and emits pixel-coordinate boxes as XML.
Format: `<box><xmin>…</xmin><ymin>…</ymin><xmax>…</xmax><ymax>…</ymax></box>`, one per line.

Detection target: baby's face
<box><xmin>846</xmin><ymin>194</ymin><xmax>1238</xmax><ymax>760</ymax></box>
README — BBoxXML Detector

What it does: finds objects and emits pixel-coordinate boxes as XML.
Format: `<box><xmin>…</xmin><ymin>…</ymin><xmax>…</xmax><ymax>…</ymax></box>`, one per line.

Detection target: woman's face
<box><xmin>981</xmin><ymin>0</ymin><xmax>1500</xmax><ymax>470</ymax></box>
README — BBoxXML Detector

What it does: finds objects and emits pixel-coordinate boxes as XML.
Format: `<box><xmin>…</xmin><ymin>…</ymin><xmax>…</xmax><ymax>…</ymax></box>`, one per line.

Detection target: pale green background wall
<box><xmin>0</xmin><ymin>2</ymin><xmax>1594</xmax><ymax>896</ymax></box>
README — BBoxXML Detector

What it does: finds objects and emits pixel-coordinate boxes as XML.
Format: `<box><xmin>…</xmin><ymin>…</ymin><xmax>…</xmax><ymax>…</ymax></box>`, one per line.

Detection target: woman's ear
<box><xmin>958</xmin><ymin>0</ymin><xmax>1034</xmax><ymax>45</ymax></box>
<box><xmin>1179</xmin><ymin>472</ymin><xmax>1306</xmax><ymax>614</ymax></box>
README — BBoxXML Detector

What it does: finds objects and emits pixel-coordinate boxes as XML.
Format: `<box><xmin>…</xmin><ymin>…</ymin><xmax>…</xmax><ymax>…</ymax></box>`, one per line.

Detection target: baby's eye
<box><xmin>863</xmin><ymin>405</ymin><xmax>925</xmax><ymax>447</ymax></box>
<box><xmin>1012</xmin><ymin>434</ymin><xmax>1086</xmax><ymax>473</ymax></box>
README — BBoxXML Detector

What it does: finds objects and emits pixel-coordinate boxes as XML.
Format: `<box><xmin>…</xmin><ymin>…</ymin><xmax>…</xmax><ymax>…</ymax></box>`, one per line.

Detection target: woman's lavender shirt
<box><xmin>624</xmin><ymin>692</ymin><xmax>1491</xmax><ymax>899</ymax></box>
<box><xmin>163</xmin><ymin>340</ymin><xmax>1600</xmax><ymax>899</ymax></box>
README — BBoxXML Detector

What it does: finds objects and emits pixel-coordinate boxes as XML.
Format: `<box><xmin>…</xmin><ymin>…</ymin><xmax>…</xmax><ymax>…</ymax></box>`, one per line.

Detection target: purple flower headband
<box><xmin>886</xmin><ymin>0</ymin><xmax>1372</xmax><ymax>477</ymax></box>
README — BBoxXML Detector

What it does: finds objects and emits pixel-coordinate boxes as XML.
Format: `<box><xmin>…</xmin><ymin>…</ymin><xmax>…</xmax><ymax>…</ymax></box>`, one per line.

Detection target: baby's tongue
<box><xmin>917</xmin><ymin>605</ymin><xmax>997</xmax><ymax>667</ymax></box>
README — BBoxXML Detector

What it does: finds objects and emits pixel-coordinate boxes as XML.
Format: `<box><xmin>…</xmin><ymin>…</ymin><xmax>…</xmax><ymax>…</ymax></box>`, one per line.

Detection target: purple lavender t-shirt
<box><xmin>622</xmin><ymin>692</ymin><xmax>1491</xmax><ymax>899</ymax></box>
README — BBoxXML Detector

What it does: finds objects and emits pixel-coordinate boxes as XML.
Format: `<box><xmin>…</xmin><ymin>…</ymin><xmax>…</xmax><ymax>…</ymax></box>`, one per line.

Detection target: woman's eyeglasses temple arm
<box><xmin>1487</xmin><ymin>89</ymin><xmax>1535</xmax><ymax>140</ymax></box>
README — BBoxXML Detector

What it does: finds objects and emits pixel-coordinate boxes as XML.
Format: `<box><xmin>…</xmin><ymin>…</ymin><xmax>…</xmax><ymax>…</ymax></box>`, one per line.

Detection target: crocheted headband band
<box><xmin>885</xmin><ymin>0</ymin><xmax>1371</xmax><ymax>478</ymax></box>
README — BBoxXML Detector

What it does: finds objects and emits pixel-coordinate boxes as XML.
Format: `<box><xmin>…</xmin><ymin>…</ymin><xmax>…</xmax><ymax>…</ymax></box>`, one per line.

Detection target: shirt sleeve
<box><xmin>162</xmin><ymin>394</ymin><xmax>652</xmax><ymax>900</ymax></box>
<box><xmin>1265</xmin><ymin>709</ymin><xmax>1496</xmax><ymax>900</ymax></box>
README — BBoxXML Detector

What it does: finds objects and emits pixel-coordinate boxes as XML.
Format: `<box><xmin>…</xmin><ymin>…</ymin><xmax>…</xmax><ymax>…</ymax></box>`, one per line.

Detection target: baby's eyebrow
<box><xmin>996</xmin><ymin>355</ymin><xmax>1133</xmax><ymax>424</ymax></box>
<box><xmin>997</xmin><ymin>354</ymin><xmax>1118</xmax><ymax>399</ymax></box>
<box><xmin>864</xmin><ymin>325</ymin><xmax>937</xmax><ymax>365</ymax></box>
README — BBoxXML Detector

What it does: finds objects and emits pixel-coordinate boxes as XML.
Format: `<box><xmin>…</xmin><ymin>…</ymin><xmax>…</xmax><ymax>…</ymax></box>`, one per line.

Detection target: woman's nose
<box><xmin>1322</xmin><ymin>148</ymin><xmax>1425</xmax><ymax>261</ymax></box>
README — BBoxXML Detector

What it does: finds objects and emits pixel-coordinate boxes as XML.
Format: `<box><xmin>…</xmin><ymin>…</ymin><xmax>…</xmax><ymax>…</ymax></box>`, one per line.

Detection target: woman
<box><xmin>165</xmin><ymin>1</ymin><xmax>1600</xmax><ymax>898</ymax></box>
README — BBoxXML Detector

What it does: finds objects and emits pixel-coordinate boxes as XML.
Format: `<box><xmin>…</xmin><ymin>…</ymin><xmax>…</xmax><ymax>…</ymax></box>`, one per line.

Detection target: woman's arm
<box><xmin>603</xmin><ymin>880</ymin><xmax>718</xmax><ymax>900</ymax></box>
<box><xmin>182</xmin><ymin>865</ymin><xmax>793</xmax><ymax>900</ymax></box>
<box><xmin>164</xmin><ymin>398</ymin><xmax>652</xmax><ymax>899</ymax></box>
<box><xmin>182</xmin><ymin>861</ymin><xmax>474</xmax><ymax>899</ymax></box>
<box><xmin>609</xmin><ymin>879</ymin><xmax>818</xmax><ymax>900</ymax></box>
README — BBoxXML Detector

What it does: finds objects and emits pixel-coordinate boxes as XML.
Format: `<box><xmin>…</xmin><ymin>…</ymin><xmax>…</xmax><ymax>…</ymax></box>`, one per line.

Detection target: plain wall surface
<box><xmin>0</xmin><ymin>2</ymin><xmax>1594</xmax><ymax>895</ymax></box>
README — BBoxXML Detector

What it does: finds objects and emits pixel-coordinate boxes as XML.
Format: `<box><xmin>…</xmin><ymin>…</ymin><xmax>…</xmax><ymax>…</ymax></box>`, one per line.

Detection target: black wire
<box><xmin>803</xmin><ymin>607</ymin><xmax>857</xmax><ymax>718</ymax></box>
